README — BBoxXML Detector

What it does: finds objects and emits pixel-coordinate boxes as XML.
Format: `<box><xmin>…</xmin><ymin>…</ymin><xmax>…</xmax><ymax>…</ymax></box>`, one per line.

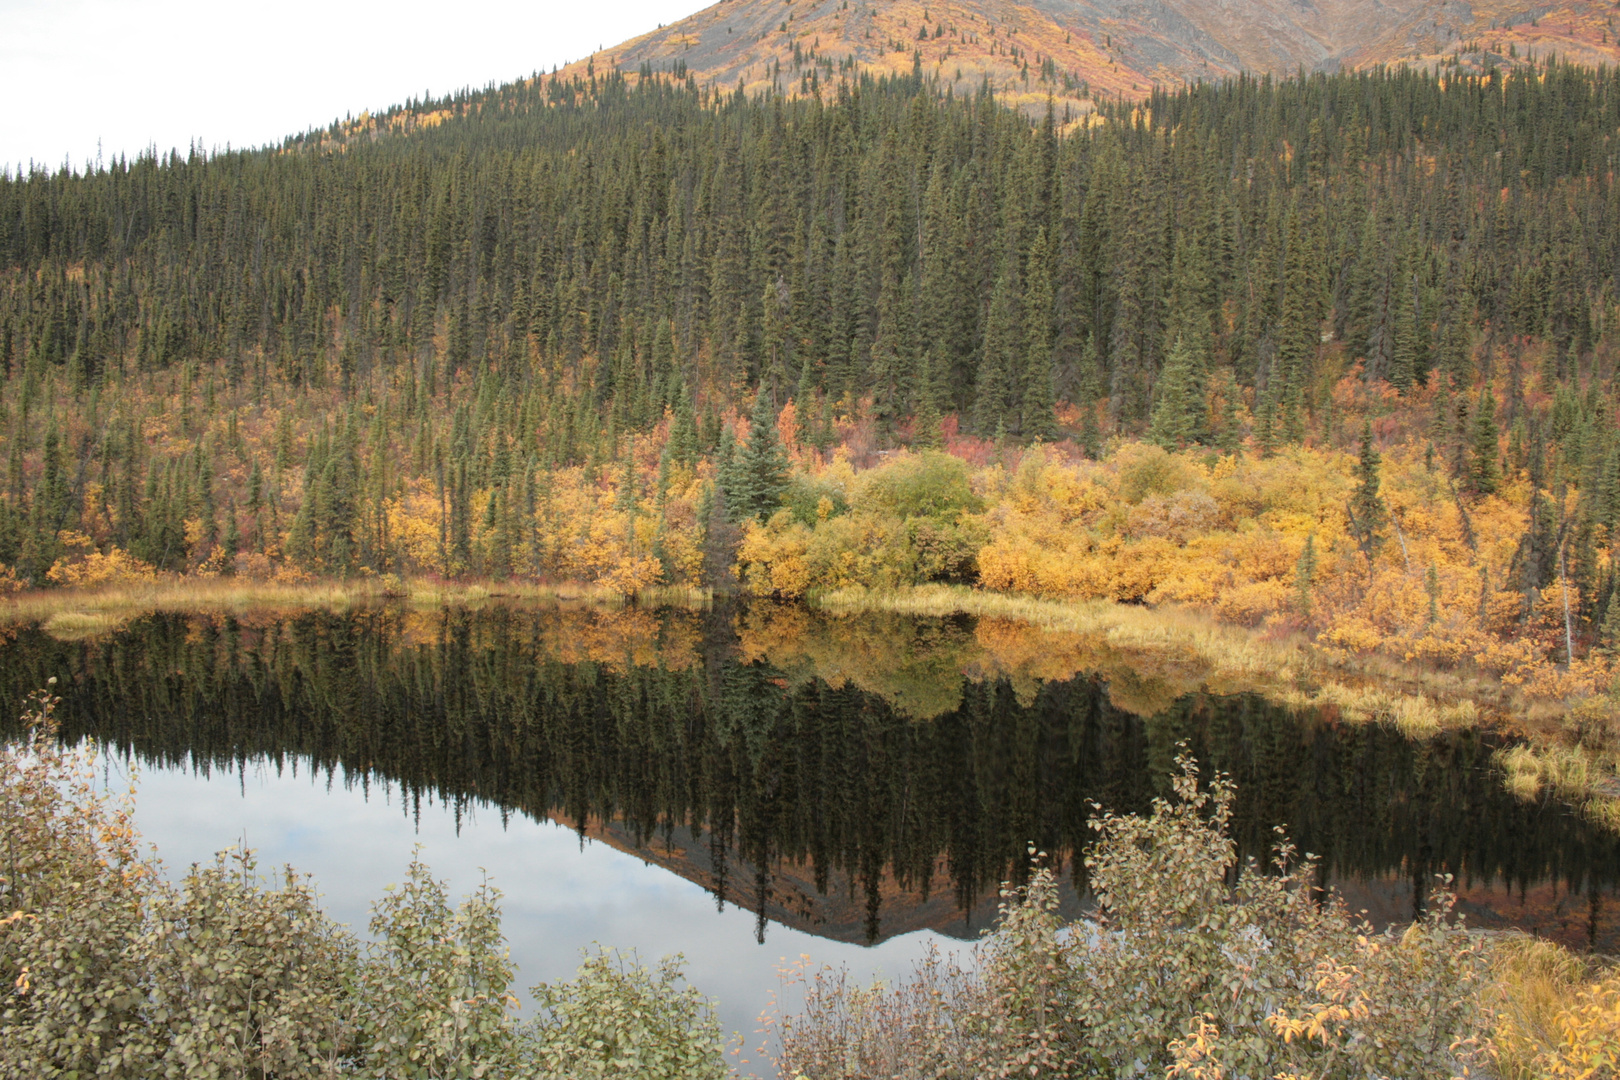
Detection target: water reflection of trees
<box><xmin>1</xmin><ymin>605</ymin><xmax>1615</xmax><ymax>946</ymax></box>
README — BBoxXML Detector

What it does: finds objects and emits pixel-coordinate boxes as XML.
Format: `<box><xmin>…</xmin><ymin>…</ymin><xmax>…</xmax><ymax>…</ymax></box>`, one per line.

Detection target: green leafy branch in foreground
<box><xmin>0</xmin><ymin>686</ymin><xmax>732</xmax><ymax>1079</ymax></box>
<box><xmin>773</xmin><ymin>753</ymin><xmax>1495</xmax><ymax>1079</ymax></box>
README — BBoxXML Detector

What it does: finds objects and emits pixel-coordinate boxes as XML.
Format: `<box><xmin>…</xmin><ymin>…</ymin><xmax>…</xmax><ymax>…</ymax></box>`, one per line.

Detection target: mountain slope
<box><xmin>561</xmin><ymin>0</ymin><xmax>1620</xmax><ymax>106</ymax></box>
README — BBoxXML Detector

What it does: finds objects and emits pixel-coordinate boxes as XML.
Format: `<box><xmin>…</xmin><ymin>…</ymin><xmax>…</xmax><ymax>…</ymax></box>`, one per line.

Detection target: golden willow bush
<box><xmin>383</xmin><ymin>463</ymin><xmax>706</xmax><ymax>595</ymax></box>
<box><xmin>0</xmin><ymin>687</ymin><xmax>732</xmax><ymax>1079</ymax></box>
<box><xmin>42</xmin><ymin>530</ymin><xmax>159</xmax><ymax>588</ymax></box>
<box><xmin>736</xmin><ymin>415</ymin><xmax>1620</xmax><ymax>709</ymax></box>
<box><xmin>737</xmin><ymin>450</ymin><xmax>988</xmax><ymax>597</ymax></box>
<box><xmin>773</xmin><ymin>756</ymin><xmax>1496</xmax><ymax>1079</ymax></box>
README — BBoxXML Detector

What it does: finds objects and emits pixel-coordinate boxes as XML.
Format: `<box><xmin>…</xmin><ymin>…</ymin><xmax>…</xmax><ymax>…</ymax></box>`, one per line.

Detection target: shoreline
<box><xmin>0</xmin><ymin>577</ymin><xmax>713</xmax><ymax>632</ymax></box>
<box><xmin>1</xmin><ymin>576</ymin><xmax>1602</xmax><ymax>721</ymax></box>
<box><xmin>809</xmin><ymin>583</ymin><xmax>1620</xmax><ymax>832</ymax></box>
<box><xmin>6</xmin><ymin>575</ymin><xmax>1617</xmax><ymax>831</ymax></box>
<box><xmin>0</xmin><ymin>576</ymin><xmax>1603</xmax><ymax>724</ymax></box>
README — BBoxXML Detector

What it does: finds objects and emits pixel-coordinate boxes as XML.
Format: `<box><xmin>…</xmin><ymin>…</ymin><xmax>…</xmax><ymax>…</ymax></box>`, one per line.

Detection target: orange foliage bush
<box><xmin>45</xmin><ymin>533</ymin><xmax>157</xmax><ymax>589</ymax></box>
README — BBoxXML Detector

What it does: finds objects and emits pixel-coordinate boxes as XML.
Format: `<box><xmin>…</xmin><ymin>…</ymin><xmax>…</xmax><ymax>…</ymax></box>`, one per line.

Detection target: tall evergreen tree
<box><xmin>1348</xmin><ymin>421</ymin><xmax>1388</xmax><ymax>561</ymax></box>
<box><xmin>974</xmin><ymin>263</ymin><xmax>1020</xmax><ymax>436</ymax></box>
<box><xmin>1021</xmin><ymin>230</ymin><xmax>1056</xmax><ymax>441</ymax></box>
<box><xmin>1466</xmin><ymin>386</ymin><xmax>1501</xmax><ymax>497</ymax></box>
<box><xmin>729</xmin><ymin>393</ymin><xmax>789</xmax><ymax>523</ymax></box>
<box><xmin>1147</xmin><ymin>337</ymin><xmax>1205</xmax><ymax>450</ymax></box>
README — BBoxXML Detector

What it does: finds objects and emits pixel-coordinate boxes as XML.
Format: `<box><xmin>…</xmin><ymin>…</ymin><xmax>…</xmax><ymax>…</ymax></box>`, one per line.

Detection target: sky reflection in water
<box><xmin>113</xmin><ymin>752</ymin><xmax>964</xmax><ymax>1067</ymax></box>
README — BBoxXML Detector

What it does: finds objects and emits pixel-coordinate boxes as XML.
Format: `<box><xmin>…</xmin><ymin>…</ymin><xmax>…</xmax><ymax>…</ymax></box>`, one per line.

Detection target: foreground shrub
<box><xmin>1487</xmin><ymin>935</ymin><xmax>1620</xmax><ymax>1079</ymax></box>
<box><xmin>530</xmin><ymin>949</ymin><xmax>732</xmax><ymax>1079</ymax></box>
<box><xmin>777</xmin><ymin>754</ymin><xmax>1491</xmax><ymax>1079</ymax></box>
<box><xmin>0</xmin><ymin>686</ymin><xmax>730</xmax><ymax>1079</ymax></box>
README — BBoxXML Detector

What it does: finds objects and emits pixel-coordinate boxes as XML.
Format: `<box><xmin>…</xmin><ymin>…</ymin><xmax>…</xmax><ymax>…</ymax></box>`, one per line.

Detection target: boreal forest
<box><xmin>4</xmin><ymin>62</ymin><xmax>1620</xmax><ymax>698</ymax></box>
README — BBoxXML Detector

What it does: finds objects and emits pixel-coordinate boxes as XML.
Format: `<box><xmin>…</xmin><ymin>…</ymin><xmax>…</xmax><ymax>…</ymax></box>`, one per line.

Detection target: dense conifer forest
<box><xmin>5</xmin><ymin>61</ymin><xmax>1620</xmax><ymax>695</ymax></box>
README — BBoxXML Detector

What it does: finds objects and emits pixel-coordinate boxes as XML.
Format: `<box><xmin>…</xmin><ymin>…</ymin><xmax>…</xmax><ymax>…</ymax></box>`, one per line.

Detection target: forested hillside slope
<box><xmin>4</xmin><ymin>62</ymin><xmax>1620</xmax><ymax>701</ymax></box>
<box><xmin>557</xmin><ymin>0</ymin><xmax>1620</xmax><ymax>111</ymax></box>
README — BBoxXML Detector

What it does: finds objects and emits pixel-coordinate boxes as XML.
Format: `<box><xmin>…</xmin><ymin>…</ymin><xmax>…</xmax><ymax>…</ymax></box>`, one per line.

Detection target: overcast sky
<box><xmin>2</xmin><ymin>0</ymin><xmax>708</xmax><ymax>173</ymax></box>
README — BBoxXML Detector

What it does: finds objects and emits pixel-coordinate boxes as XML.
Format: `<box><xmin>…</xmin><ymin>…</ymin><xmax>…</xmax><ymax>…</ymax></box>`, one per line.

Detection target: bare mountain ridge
<box><xmin>558</xmin><ymin>0</ymin><xmax>1620</xmax><ymax>110</ymax></box>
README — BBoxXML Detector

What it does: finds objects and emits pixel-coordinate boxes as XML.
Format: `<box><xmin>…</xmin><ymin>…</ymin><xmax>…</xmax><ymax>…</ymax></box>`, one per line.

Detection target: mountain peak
<box><xmin>559</xmin><ymin>0</ymin><xmax>1620</xmax><ymax>106</ymax></box>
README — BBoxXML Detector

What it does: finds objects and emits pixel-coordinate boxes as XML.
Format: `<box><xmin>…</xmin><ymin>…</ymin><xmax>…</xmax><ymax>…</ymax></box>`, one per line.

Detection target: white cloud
<box><xmin>0</xmin><ymin>0</ymin><xmax>707</xmax><ymax>171</ymax></box>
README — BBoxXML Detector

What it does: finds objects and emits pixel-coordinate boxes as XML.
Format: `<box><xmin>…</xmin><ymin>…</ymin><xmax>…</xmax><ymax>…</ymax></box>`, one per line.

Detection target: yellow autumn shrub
<box><xmin>1488</xmin><ymin>935</ymin><xmax>1620</xmax><ymax>1080</ymax></box>
<box><xmin>737</xmin><ymin>512</ymin><xmax>813</xmax><ymax>597</ymax></box>
<box><xmin>384</xmin><ymin>479</ymin><xmax>448</xmax><ymax>576</ymax></box>
<box><xmin>1214</xmin><ymin>579</ymin><xmax>1293</xmax><ymax>625</ymax></box>
<box><xmin>45</xmin><ymin>532</ymin><xmax>157</xmax><ymax>588</ymax></box>
<box><xmin>804</xmin><ymin>510</ymin><xmax>914</xmax><ymax>592</ymax></box>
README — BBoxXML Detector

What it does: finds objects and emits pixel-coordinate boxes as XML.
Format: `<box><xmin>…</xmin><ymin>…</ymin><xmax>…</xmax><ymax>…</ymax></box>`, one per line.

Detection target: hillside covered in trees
<box><xmin>4</xmin><ymin>61</ymin><xmax>1620</xmax><ymax>700</ymax></box>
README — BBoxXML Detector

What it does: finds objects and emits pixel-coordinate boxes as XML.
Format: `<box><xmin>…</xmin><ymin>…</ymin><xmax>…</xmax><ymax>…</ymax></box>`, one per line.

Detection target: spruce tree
<box><xmin>668</xmin><ymin>389</ymin><xmax>699</xmax><ymax>468</ymax></box>
<box><xmin>1021</xmin><ymin>229</ymin><xmax>1057</xmax><ymax>441</ymax></box>
<box><xmin>1599</xmin><ymin>587</ymin><xmax>1620</xmax><ymax>655</ymax></box>
<box><xmin>729</xmin><ymin>393</ymin><xmax>789</xmax><ymax>523</ymax></box>
<box><xmin>1215</xmin><ymin>369</ymin><xmax>1242</xmax><ymax>454</ymax></box>
<box><xmin>974</xmin><ymin>264</ymin><xmax>1019</xmax><ymax>436</ymax></box>
<box><xmin>1390</xmin><ymin>279</ymin><xmax>1420</xmax><ymax>391</ymax></box>
<box><xmin>1348</xmin><ymin>421</ymin><xmax>1388</xmax><ymax>561</ymax></box>
<box><xmin>1295</xmin><ymin>533</ymin><xmax>1317</xmax><ymax>619</ymax></box>
<box><xmin>869</xmin><ymin>274</ymin><xmax>906</xmax><ymax>437</ymax></box>
<box><xmin>1466</xmin><ymin>386</ymin><xmax>1501</xmax><ymax>496</ymax></box>
<box><xmin>222</xmin><ymin>505</ymin><xmax>240</xmax><ymax>576</ymax></box>
<box><xmin>913</xmin><ymin>351</ymin><xmax>945</xmax><ymax>449</ymax></box>
<box><xmin>1079</xmin><ymin>404</ymin><xmax>1102</xmax><ymax>460</ymax></box>
<box><xmin>1255</xmin><ymin>393</ymin><xmax>1278</xmax><ymax>458</ymax></box>
<box><xmin>1147</xmin><ymin>337</ymin><xmax>1204</xmax><ymax>450</ymax></box>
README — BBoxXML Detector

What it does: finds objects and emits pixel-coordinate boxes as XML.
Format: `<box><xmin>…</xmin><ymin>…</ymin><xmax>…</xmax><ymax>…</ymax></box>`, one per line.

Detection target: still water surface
<box><xmin>3</xmin><ymin>604</ymin><xmax>1617</xmax><ymax>1049</ymax></box>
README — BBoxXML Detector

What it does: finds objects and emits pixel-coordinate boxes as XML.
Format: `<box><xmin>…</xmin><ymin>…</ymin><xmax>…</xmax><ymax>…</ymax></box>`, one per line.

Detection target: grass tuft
<box><xmin>41</xmin><ymin>611</ymin><xmax>129</xmax><ymax>640</ymax></box>
<box><xmin>1487</xmin><ymin>935</ymin><xmax>1620</xmax><ymax>1079</ymax></box>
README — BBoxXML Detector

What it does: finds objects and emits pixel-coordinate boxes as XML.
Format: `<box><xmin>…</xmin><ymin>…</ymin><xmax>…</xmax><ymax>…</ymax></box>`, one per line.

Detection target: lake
<box><xmin>2</xmin><ymin>603</ymin><xmax>1616</xmax><ymax>1057</ymax></box>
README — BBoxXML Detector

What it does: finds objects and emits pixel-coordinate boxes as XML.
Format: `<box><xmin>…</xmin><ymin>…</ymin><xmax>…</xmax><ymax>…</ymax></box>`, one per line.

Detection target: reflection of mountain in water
<box><xmin>1</xmin><ymin>606</ymin><xmax>1615</xmax><ymax>952</ymax></box>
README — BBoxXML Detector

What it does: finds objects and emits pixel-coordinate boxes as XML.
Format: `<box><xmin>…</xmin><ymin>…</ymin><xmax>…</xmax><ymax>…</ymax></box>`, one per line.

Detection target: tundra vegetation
<box><xmin>0</xmin><ymin>687</ymin><xmax>732</xmax><ymax>1080</ymax></box>
<box><xmin>769</xmin><ymin>760</ymin><xmax>1620</xmax><ymax>1079</ymax></box>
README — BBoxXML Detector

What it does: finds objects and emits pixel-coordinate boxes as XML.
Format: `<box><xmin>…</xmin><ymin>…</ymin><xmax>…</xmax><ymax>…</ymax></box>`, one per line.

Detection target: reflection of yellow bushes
<box><xmin>402</xmin><ymin>605</ymin><xmax>703</xmax><ymax>674</ymax></box>
<box><xmin>734</xmin><ymin>599</ymin><xmax>1214</xmax><ymax>721</ymax></box>
<box><xmin>259</xmin><ymin>604</ymin><xmax>705</xmax><ymax>676</ymax></box>
<box><xmin>41</xmin><ymin>611</ymin><xmax>131</xmax><ymax>640</ymax></box>
<box><xmin>736</xmin><ymin>603</ymin><xmax>976</xmax><ymax>718</ymax></box>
